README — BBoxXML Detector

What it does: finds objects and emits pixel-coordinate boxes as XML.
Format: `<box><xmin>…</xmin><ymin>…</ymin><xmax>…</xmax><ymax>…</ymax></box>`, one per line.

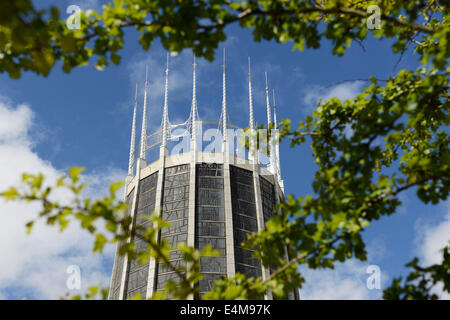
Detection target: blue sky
<box><xmin>0</xmin><ymin>0</ymin><xmax>448</xmax><ymax>300</ymax></box>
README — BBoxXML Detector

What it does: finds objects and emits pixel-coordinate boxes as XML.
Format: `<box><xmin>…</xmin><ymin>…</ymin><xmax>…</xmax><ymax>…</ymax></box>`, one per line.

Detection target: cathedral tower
<box><xmin>108</xmin><ymin>53</ymin><xmax>297</xmax><ymax>300</ymax></box>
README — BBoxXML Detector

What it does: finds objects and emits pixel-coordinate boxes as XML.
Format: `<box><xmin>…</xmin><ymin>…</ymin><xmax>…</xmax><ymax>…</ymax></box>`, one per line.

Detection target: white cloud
<box><xmin>299</xmin><ymin>259</ymin><xmax>384</xmax><ymax>300</ymax></box>
<box><xmin>414</xmin><ymin>202</ymin><xmax>450</xmax><ymax>299</ymax></box>
<box><xmin>0</xmin><ymin>102</ymin><xmax>33</xmax><ymax>143</ymax></box>
<box><xmin>0</xmin><ymin>99</ymin><xmax>124</xmax><ymax>299</ymax></box>
<box><xmin>321</xmin><ymin>81</ymin><xmax>365</xmax><ymax>102</ymax></box>
<box><xmin>300</xmin><ymin>81</ymin><xmax>366</xmax><ymax>140</ymax></box>
<box><xmin>299</xmin><ymin>239</ymin><xmax>388</xmax><ymax>300</ymax></box>
<box><xmin>417</xmin><ymin>203</ymin><xmax>450</xmax><ymax>266</ymax></box>
<box><xmin>302</xmin><ymin>81</ymin><xmax>365</xmax><ymax>114</ymax></box>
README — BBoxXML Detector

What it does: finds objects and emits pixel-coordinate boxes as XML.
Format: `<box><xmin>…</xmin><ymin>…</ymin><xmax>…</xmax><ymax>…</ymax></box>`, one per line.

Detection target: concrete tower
<box><xmin>108</xmin><ymin>53</ymin><xmax>298</xmax><ymax>300</ymax></box>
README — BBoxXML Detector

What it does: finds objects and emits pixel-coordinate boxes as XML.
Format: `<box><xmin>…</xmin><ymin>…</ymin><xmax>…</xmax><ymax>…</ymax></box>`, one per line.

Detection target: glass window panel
<box><xmin>197</xmin><ymin>207</ymin><xmax>224</xmax><ymax>221</ymax></box>
<box><xmin>197</xmin><ymin>237</ymin><xmax>226</xmax><ymax>256</ymax></box>
<box><xmin>197</xmin><ymin>189</ymin><xmax>224</xmax><ymax>206</ymax></box>
<box><xmin>127</xmin><ymin>285</ymin><xmax>147</xmax><ymax>299</ymax></box>
<box><xmin>168</xmin><ymin>250</ymin><xmax>184</xmax><ymax>260</ymax></box>
<box><xmin>199</xmin><ymin>273</ymin><xmax>223</xmax><ymax>293</ymax></box>
<box><xmin>233</xmin><ymin>228</ymin><xmax>251</xmax><ymax>246</ymax></box>
<box><xmin>136</xmin><ymin>205</ymin><xmax>156</xmax><ymax>225</ymax></box>
<box><xmin>160</xmin><ymin>218</ymin><xmax>189</xmax><ymax>236</ymax></box>
<box><xmin>140</xmin><ymin>172</ymin><xmax>158</xmax><ymax>194</ymax></box>
<box><xmin>232</xmin><ymin>200</ymin><xmax>257</xmax><ymax>218</ymax></box>
<box><xmin>200</xmin><ymin>257</ymin><xmax>227</xmax><ymax>273</ymax></box>
<box><xmin>163</xmin><ymin>199</ymin><xmax>189</xmax><ymax>211</ymax></box>
<box><xmin>125</xmin><ymin>189</ymin><xmax>134</xmax><ymax>216</ymax></box>
<box><xmin>165</xmin><ymin>164</ymin><xmax>189</xmax><ymax>176</ymax></box>
<box><xmin>157</xmin><ymin>260</ymin><xmax>186</xmax><ymax>274</ymax></box>
<box><xmin>197</xmin><ymin>163</ymin><xmax>223</xmax><ymax>177</ymax></box>
<box><xmin>233</xmin><ymin>214</ymin><xmax>258</xmax><ymax>232</ymax></box>
<box><xmin>195</xmin><ymin>163</ymin><xmax>227</xmax><ymax>284</ymax></box>
<box><xmin>234</xmin><ymin>247</ymin><xmax>259</xmax><ymax>266</ymax></box>
<box><xmin>230</xmin><ymin>165</ymin><xmax>262</xmax><ymax>275</ymax></box>
<box><xmin>157</xmin><ymin>166</ymin><xmax>190</xmax><ymax>296</ymax></box>
<box><xmin>110</xmin><ymin>187</ymin><xmax>138</xmax><ymax>299</ymax></box>
<box><xmin>138</xmin><ymin>189</ymin><xmax>157</xmax><ymax>208</ymax></box>
<box><xmin>126</xmin><ymin>266</ymin><xmax>149</xmax><ymax>292</ymax></box>
<box><xmin>111</xmin><ymin>254</ymin><xmax>124</xmax><ymax>296</ymax></box>
<box><xmin>236</xmin><ymin>263</ymin><xmax>261</xmax><ymax>278</ymax></box>
<box><xmin>163</xmin><ymin>208</ymin><xmax>188</xmax><ymax>221</ymax></box>
<box><xmin>156</xmin><ymin>272</ymin><xmax>182</xmax><ymax>290</ymax></box>
<box><xmin>260</xmin><ymin>176</ymin><xmax>276</xmax><ymax>223</ymax></box>
<box><xmin>198</xmin><ymin>177</ymin><xmax>224</xmax><ymax>189</ymax></box>
<box><xmin>196</xmin><ymin>222</ymin><xmax>225</xmax><ymax>237</ymax></box>
<box><xmin>161</xmin><ymin>233</ymin><xmax>188</xmax><ymax>247</ymax></box>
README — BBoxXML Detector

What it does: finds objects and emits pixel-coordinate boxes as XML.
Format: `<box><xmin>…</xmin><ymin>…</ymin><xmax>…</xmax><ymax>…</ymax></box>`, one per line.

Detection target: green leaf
<box><xmin>110</xmin><ymin>53</ymin><xmax>121</xmax><ymax>65</ymax></box>
<box><xmin>93</xmin><ymin>233</ymin><xmax>107</xmax><ymax>253</ymax></box>
<box><xmin>69</xmin><ymin>167</ymin><xmax>85</xmax><ymax>181</ymax></box>
<box><xmin>25</xmin><ymin>221</ymin><xmax>35</xmax><ymax>234</ymax></box>
<box><xmin>1</xmin><ymin>187</ymin><xmax>19</xmax><ymax>200</ymax></box>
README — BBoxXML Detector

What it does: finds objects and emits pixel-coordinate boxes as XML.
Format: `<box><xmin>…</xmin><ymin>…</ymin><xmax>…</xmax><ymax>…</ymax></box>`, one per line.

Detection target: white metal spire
<box><xmin>248</xmin><ymin>57</ymin><xmax>254</xmax><ymax>130</ymax></box>
<box><xmin>273</xmin><ymin>89</ymin><xmax>281</xmax><ymax>178</ymax></box>
<box><xmin>140</xmin><ymin>65</ymin><xmax>149</xmax><ymax>160</ymax></box>
<box><xmin>265</xmin><ymin>72</ymin><xmax>275</xmax><ymax>174</ymax></box>
<box><xmin>265</xmin><ymin>72</ymin><xmax>272</xmax><ymax>125</ymax></box>
<box><xmin>273</xmin><ymin>89</ymin><xmax>277</xmax><ymax>128</ymax></box>
<box><xmin>191</xmin><ymin>54</ymin><xmax>198</xmax><ymax>140</ymax></box>
<box><xmin>128</xmin><ymin>83</ymin><xmax>138</xmax><ymax>175</ymax></box>
<box><xmin>161</xmin><ymin>53</ymin><xmax>169</xmax><ymax>148</ymax></box>
<box><xmin>222</xmin><ymin>48</ymin><xmax>228</xmax><ymax>142</ymax></box>
<box><xmin>248</xmin><ymin>57</ymin><xmax>258</xmax><ymax>162</ymax></box>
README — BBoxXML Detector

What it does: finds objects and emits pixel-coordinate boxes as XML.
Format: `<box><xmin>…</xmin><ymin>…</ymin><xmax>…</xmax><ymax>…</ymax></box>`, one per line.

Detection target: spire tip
<box><xmin>145</xmin><ymin>64</ymin><xmax>148</xmax><ymax>82</ymax></box>
<box><xmin>265</xmin><ymin>71</ymin><xmax>269</xmax><ymax>90</ymax></box>
<box><xmin>223</xmin><ymin>48</ymin><xmax>226</xmax><ymax>70</ymax></box>
<box><xmin>166</xmin><ymin>53</ymin><xmax>169</xmax><ymax>72</ymax></box>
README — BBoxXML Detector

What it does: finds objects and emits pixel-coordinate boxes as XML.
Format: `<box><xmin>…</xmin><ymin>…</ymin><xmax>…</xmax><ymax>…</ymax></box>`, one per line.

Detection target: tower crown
<box><xmin>127</xmin><ymin>53</ymin><xmax>282</xmax><ymax>180</ymax></box>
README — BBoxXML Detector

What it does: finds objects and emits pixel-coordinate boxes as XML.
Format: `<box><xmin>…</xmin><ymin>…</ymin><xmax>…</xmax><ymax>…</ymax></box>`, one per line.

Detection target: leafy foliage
<box><xmin>0</xmin><ymin>0</ymin><xmax>449</xmax><ymax>300</ymax></box>
<box><xmin>1</xmin><ymin>0</ymin><xmax>449</xmax><ymax>77</ymax></box>
<box><xmin>383</xmin><ymin>246</ymin><xmax>450</xmax><ymax>300</ymax></box>
<box><xmin>64</xmin><ymin>285</ymin><xmax>109</xmax><ymax>300</ymax></box>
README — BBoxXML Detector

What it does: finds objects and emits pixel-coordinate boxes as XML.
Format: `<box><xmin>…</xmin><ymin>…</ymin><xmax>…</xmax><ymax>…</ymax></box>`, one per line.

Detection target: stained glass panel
<box><xmin>230</xmin><ymin>166</ymin><xmax>262</xmax><ymax>279</ymax></box>
<box><xmin>195</xmin><ymin>163</ymin><xmax>226</xmax><ymax>296</ymax></box>
<box><xmin>124</xmin><ymin>172</ymin><xmax>158</xmax><ymax>299</ymax></box>
<box><xmin>155</xmin><ymin>164</ymin><xmax>190</xmax><ymax>292</ymax></box>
